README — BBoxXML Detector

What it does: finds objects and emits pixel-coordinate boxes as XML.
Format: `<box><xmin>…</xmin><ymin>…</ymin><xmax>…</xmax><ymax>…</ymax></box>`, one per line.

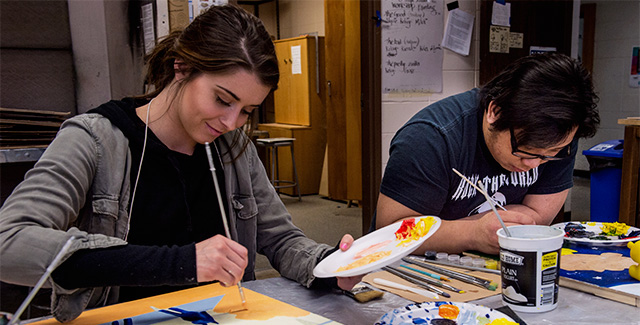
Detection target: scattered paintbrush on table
<box><xmin>399</xmin><ymin>264</ymin><xmax>451</xmax><ymax>281</ymax></box>
<box><xmin>344</xmin><ymin>284</ymin><xmax>384</xmax><ymax>303</ymax></box>
<box><xmin>403</xmin><ymin>256</ymin><xmax>498</xmax><ymax>291</ymax></box>
<box><xmin>383</xmin><ymin>266</ymin><xmax>451</xmax><ymax>298</ymax></box>
<box><xmin>393</xmin><ymin>265</ymin><xmax>464</xmax><ymax>293</ymax></box>
<box><xmin>417</xmin><ymin>257</ymin><xmax>501</xmax><ymax>275</ymax></box>
<box><xmin>373</xmin><ymin>278</ymin><xmax>439</xmax><ymax>299</ymax></box>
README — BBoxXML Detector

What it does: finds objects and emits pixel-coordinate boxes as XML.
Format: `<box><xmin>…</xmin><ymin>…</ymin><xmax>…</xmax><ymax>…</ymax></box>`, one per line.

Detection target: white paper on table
<box><xmin>491</xmin><ymin>1</ymin><xmax>511</xmax><ymax>27</ymax></box>
<box><xmin>291</xmin><ymin>45</ymin><xmax>302</xmax><ymax>75</ymax></box>
<box><xmin>442</xmin><ymin>8</ymin><xmax>475</xmax><ymax>56</ymax></box>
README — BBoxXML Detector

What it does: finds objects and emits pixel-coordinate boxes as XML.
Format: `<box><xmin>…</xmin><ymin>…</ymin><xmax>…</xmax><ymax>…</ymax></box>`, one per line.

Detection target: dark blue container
<box><xmin>582</xmin><ymin>140</ymin><xmax>624</xmax><ymax>223</ymax></box>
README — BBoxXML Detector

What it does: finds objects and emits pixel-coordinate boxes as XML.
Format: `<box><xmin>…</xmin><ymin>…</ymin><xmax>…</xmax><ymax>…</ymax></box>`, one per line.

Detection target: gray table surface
<box><xmin>244</xmin><ymin>276</ymin><xmax>640</xmax><ymax>325</ymax></box>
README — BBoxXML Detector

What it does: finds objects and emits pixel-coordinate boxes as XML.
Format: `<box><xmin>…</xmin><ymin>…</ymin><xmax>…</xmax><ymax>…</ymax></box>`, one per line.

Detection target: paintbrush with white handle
<box><xmin>373</xmin><ymin>278</ymin><xmax>439</xmax><ymax>299</ymax></box>
<box><xmin>205</xmin><ymin>142</ymin><xmax>247</xmax><ymax>305</ymax></box>
<box><xmin>451</xmin><ymin>168</ymin><xmax>511</xmax><ymax>237</ymax></box>
<box><xmin>476</xmin><ymin>180</ymin><xmax>511</xmax><ymax>237</ymax></box>
<box><xmin>452</xmin><ymin>168</ymin><xmax>507</xmax><ymax>211</ymax></box>
<box><xmin>9</xmin><ymin>236</ymin><xmax>75</xmax><ymax>325</ymax></box>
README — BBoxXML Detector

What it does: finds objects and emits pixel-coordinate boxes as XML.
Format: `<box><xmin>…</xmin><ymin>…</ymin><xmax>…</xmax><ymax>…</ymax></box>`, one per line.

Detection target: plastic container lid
<box><xmin>424</xmin><ymin>251</ymin><xmax>437</xmax><ymax>260</ymax></box>
<box><xmin>436</xmin><ymin>252</ymin><xmax>448</xmax><ymax>260</ymax></box>
<box><xmin>460</xmin><ymin>256</ymin><xmax>473</xmax><ymax>266</ymax></box>
<box><xmin>447</xmin><ymin>254</ymin><xmax>460</xmax><ymax>264</ymax></box>
<box><xmin>472</xmin><ymin>258</ymin><xmax>485</xmax><ymax>267</ymax></box>
<box><xmin>582</xmin><ymin>139</ymin><xmax>624</xmax><ymax>158</ymax></box>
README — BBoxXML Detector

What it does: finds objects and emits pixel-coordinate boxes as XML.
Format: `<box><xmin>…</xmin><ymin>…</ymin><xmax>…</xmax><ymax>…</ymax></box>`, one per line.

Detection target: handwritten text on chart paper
<box><xmin>382</xmin><ymin>0</ymin><xmax>444</xmax><ymax>94</ymax></box>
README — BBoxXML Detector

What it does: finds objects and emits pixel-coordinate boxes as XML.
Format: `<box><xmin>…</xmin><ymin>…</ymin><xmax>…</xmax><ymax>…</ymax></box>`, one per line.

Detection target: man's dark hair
<box><xmin>478</xmin><ymin>53</ymin><xmax>599</xmax><ymax>148</ymax></box>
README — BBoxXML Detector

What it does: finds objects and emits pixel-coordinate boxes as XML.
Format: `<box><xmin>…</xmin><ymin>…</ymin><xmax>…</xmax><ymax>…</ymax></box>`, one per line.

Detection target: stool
<box><xmin>256</xmin><ymin>137</ymin><xmax>301</xmax><ymax>200</ymax></box>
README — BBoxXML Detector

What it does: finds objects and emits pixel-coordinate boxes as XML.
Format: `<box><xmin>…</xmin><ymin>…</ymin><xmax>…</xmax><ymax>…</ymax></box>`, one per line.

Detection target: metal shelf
<box><xmin>0</xmin><ymin>147</ymin><xmax>46</xmax><ymax>163</ymax></box>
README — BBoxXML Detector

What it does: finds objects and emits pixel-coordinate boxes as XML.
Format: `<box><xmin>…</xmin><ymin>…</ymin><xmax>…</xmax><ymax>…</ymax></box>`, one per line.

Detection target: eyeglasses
<box><xmin>509</xmin><ymin>127</ymin><xmax>571</xmax><ymax>161</ymax></box>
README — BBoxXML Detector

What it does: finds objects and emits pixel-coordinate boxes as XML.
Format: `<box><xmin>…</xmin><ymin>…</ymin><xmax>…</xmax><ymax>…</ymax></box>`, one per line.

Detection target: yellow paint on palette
<box><xmin>561</xmin><ymin>248</ymin><xmax>577</xmax><ymax>256</ymax></box>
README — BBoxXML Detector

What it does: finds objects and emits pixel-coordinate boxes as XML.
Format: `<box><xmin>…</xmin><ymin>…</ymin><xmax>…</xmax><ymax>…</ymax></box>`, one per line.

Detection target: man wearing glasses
<box><xmin>375</xmin><ymin>53</ymin><xmax>600</xmax><ymax>254</ymax></box>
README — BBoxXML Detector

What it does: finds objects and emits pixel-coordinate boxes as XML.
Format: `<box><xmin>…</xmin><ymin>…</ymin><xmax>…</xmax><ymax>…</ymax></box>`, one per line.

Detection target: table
<box><xmin>24</xmin><ymin>275</ymin><xmax>640</xmax><ymax>324</ymax></box>
<box><xmin>619</xmin><ymin>117</ymin><xmax>640</xmax><ymax>227</ymax></box>
<box><xmin>248</xmin><ymin>277</ymin><xmax>640</xmax><ymax>324</ymax></box>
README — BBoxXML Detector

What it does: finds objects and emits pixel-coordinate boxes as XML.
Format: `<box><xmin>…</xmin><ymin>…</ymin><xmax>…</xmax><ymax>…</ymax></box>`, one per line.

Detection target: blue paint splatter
<box><xmin>412</xmin><ymin>317</ymin><xmax>428</xmax><ymax>324</ymax></box>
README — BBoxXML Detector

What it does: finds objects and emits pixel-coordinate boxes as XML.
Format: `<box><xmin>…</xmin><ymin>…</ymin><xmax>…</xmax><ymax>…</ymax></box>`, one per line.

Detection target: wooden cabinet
<box><xmin>258</xmin><ymin>36</ymin><xmax>326</xmax><ymax>195</ymax></box>
<box><xmin>273</xmin><ymin>36</ymin><xmax>324</xmax><ymax>126</ymax></box>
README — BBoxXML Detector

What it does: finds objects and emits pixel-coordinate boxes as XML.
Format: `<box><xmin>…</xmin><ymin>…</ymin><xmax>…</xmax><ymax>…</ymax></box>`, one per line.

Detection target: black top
<box><xmin>381</xmin><ymin>89</ymin><xmax>576</xmax><ymax>220</ymax></box>
<box><xmin>52</xmin><ymin>98</ymin><xmax>227</xmax><ymax>302</ymax></box>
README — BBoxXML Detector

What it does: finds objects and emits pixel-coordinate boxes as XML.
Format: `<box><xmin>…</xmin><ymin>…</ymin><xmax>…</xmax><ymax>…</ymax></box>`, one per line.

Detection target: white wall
<box><xmin>381</xmin><ymin>0</ymin><xmax>480</xmax><ymax>171</ymax></box>
<box><xmin>68</xmin><ymin>0</ymin><xmax>145</xmax><ymax>114</ymax></box>
<box><xmin>575</xmin><ymin>0</ymin><xmax>640</xmax><ymax>171</ymax></box>
<box><xmin>242</xmin><ymin>0</ymin><xmax>325</xmax><ymax>39</ymax></box>
<box><xmin>278</xmin><ymin>0</ymin><xmax>325</xmax><ymax>38</ymax></box>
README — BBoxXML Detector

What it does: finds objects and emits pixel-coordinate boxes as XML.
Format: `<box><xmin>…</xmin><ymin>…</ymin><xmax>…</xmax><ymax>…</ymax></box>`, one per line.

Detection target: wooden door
<box><xmin>359</xmin><ymin>0</ymin><xmax>382</xmax><ymax>234</ymax></box>
<box><xmin>479</xmin><ymin>0</ymin><xmax>574</xmax><ymax>84</ymax></box>
<box><xmin>324</xmin><ymin>0</ymin><xmax>362</xmax><ymax>202</ymax></box>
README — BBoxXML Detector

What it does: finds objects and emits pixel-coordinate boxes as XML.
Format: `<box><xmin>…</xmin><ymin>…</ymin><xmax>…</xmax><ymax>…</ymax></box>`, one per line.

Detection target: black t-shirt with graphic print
<box><xmin>380</xmin><ymin>89</ymin><xmax>576</xmax><ymax>220</ymax></box>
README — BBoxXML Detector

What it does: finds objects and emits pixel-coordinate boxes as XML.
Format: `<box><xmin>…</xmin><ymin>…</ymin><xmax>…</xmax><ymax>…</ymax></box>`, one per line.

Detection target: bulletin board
<box><xmin>381</xmin><ymin>0</ymin><xmax>444</xmax><ymax>94</ymax></box>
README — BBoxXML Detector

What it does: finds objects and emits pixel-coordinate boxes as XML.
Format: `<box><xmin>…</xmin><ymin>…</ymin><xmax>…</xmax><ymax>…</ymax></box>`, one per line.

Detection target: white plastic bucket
<box><xmin>497</xmin><ymin>225</ymin><xmax>564</xmax><ymax>313</ymax></box>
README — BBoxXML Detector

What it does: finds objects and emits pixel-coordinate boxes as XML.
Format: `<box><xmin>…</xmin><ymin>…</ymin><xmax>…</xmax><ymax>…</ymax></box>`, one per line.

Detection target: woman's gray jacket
<box><xmin>0</xmin><ymin>113</ymin><xmax>331</xmax><ymax>322</ymax></box>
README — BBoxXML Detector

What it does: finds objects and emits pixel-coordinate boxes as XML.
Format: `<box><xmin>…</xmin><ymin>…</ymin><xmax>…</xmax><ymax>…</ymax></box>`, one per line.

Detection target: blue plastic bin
<box><xmin>582</xmin><ymin>139</ymin><xmax>624</xmax><ymax>223</ymax></box>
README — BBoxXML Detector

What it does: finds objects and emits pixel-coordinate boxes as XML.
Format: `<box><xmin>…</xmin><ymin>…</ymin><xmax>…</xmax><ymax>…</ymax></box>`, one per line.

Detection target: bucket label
<box><xmin>541</xmin><ymin>251</ymin><xmax>558</xmax><ymax>270</ymax></box>
<box><xmin>541</xmin><ymin>251</ymin><xmax>559</xmax><ymax>305</ymax></box>
<box><xmin>500</xmin><ymin>248</ymin><xmax>560</xmax><ymax>307</ymax></box>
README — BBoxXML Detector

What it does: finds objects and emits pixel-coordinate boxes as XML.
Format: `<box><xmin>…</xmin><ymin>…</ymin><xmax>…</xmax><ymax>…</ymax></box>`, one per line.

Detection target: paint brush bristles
<box><xmin>205</xmin><ymin>142</ymin><xmax>247</xmax><ymax>305</ymax></box>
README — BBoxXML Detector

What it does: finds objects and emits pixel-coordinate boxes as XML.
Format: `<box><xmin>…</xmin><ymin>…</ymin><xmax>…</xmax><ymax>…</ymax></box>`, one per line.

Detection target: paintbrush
<box><xmin>402</xmin><ymin>256</ymin><xmax>498</xmax><ymax>291</ymax></box>
<box><xmin>9</xmin><ymin>236</ymin><xmax>75</xmax><ymax>325</ymax></box>
<box><xmin>343</xmin><ymin>284</ymin><xmax>384</xmax><ymax>303</ymax></box>
<box><xmin>476</xmin><ymin>180</ymin><xmax>511</xmax><ymax>237</ymax></box>
<box><xmin>205</xmin><ymin>142</ymin><xmax>247</xmax><ymax>305</ymax></box>
<box><xmin>394</xmin><ymin>265</ymin><xmax>465</xmax><ymax>294</ymax></box>
<box><xmin>373</xmin><ymin>278</ymin><xmax>439</xmax><ymax>299</ymax></box>
<box><xmin>451</xmin><ymin>168</ymin><xmax>507</xmax><ymax>211</ymax></box>
<box><xmin>383</xmin><ymin>266</ymin><xmax>451</xmax><ymax>298</ymax></box>
<box><xmin>411</xmin><ymin>256</ymin><xmax>501</xmax><ymax>275</ymax></box>
<box><xmin>451</xmin><ymin>168</ymin><xmax>511</xmax><ymax>237</ymax></box>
